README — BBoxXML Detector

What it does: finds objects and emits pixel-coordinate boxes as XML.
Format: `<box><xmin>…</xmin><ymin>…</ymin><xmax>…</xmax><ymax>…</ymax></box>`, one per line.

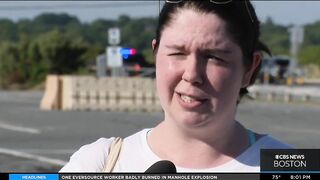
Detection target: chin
<box><xmin>174</xmin><ymin>111</ymin><xmax>213</xmax><ymax>128</ymax></box>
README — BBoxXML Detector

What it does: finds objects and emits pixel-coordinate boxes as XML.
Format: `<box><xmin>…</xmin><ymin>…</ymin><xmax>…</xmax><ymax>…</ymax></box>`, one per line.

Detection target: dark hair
<box><xmin>154</xmin><ymin>0</ymin><xmax>270</xmax><ymax>101</ymax></box>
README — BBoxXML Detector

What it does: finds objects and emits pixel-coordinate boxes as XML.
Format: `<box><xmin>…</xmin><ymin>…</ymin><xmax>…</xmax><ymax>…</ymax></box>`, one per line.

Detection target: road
<box><xmin>0</xmin><ymin>90</ymin><xmax>319</xmax><ymax>172</ymax></box>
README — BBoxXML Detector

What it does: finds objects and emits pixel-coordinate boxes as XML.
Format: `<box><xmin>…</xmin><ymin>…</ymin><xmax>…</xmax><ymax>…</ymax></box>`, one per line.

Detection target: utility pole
<box><xmin>287</xmin><ymin>25</ymin><xmax>304</xmax><ymax>85</ymax></box>
<box><xmin>289</xmin><ymin>26</ymin><xmax>304</xmax><ymax>68</ymax></box>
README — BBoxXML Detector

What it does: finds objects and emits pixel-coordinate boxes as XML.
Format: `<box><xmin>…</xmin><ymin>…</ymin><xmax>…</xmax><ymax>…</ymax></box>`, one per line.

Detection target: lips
<box><xmin>180</xmin><ymin>94</ymin><xmax>205</xmax><ymax>103</ymax></box>
<box><xmin>176</xmin><ymin>92</ymin><xmax>208</xmax><ymax>109</ymax></box>
<box><xmin>180</xmin><ymin>94</ymin><xmax>196</xmax><ymax>103</ymax></box>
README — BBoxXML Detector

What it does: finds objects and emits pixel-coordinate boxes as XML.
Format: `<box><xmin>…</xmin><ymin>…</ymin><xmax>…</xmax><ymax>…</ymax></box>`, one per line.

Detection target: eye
<box><xmin>205</xmin><ymin>54</ymin><xmax>226</xmax><ymax>63</ymax></box>
<box><xmin>167</xmin><ymin>52</ymin><xmax>186</xmax><ymax>60</ymax></box>
<box><xmin>168</xmin><ymin>52</ymin><xmax>185</xmax><ymax>56</ymax></box>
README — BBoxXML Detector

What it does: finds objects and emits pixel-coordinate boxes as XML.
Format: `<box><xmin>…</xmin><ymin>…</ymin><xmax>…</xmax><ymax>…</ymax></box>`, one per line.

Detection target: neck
<box><xmin>148</xmin><ymin>119</ymin><xmax>249</xmax><ymax>169</ymax></box>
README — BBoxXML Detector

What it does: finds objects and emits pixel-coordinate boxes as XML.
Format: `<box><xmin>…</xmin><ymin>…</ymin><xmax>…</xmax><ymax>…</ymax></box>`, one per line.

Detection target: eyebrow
<box><xmin>165</xmin><ymin>44</ymin><xmax>232</xmax><ymax>54</ymax></box>
<box><xmin>164</xmin><ymin>44</ymin><xmax>185</xmax><ymax>50</ymax></box>
<box><xmin>202</xmin><ymin>48</ymin><xmax>232</xmax><ymax>54</ymax></box>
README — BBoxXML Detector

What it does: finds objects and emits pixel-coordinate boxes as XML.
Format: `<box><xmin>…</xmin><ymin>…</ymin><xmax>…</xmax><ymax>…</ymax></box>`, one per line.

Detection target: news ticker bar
<box><xmin>1</xmin><ymin>173</ymin><xmax>320</xmax><ymax>180</ymax></box>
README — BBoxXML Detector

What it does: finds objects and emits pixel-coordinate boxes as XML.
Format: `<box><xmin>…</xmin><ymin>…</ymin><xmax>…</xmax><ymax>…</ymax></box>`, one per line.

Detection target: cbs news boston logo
<box><xmin>261</xmin><ymin>149</ymin><xmax>320</xmax><ymax>172</ymax></box>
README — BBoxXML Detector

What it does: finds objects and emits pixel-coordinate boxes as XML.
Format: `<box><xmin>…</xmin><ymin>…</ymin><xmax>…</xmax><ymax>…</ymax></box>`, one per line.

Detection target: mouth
<box><xmin>180</xmin><ymin>94</ymin><xmax>201</xmax><ymax>103</ymax></box>
<box><xmin>176</xmin><ymin>92</ymin><xmax>208</xmax><ymax>108</ymax></box>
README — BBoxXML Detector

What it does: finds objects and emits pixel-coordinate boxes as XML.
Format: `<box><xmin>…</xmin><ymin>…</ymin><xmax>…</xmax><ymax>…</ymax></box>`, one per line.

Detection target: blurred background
<box><xmin>0</xmin><ymin>1</ymin><xmax>319</xmax><ymax>172</ymax></box>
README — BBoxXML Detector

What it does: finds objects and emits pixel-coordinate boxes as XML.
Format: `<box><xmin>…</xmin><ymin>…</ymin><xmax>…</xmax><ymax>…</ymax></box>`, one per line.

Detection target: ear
<box><xmin>241</xmin><ymin>51</ymin><xmax>262</xmax><ymax>88</ymax></box>
<box><xmin>152</xmin><ymin>39</ymin><xmax>157</xmax><ymax>52</ymax></box>
<box><xmin>152</xmin><ymin>39</ymin><xmax>158</xmax><ymax>66</ymax></box>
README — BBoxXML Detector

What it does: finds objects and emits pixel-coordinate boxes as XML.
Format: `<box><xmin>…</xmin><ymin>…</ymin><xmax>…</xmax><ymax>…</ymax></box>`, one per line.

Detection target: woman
<box><xmin>60</xmin><ymin>0</ymin><xmax>291</xmax><ymax>172</ymax></box>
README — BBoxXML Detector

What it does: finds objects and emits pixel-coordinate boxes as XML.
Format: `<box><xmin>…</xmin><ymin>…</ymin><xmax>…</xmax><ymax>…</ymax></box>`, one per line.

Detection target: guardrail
<box><xmin>40</xmin><ymin>75</ymin><xmax>320</xmax><ymax>112</ymax></box>
<box><xmin>40</xmin><ymin>75</ymin><xmax>162</xmax><ymax>111</ymax></box>
<box><xmin>249</xmin><ymin>85</ymin><xmax>320</xmax><ymax>104</ymax></box>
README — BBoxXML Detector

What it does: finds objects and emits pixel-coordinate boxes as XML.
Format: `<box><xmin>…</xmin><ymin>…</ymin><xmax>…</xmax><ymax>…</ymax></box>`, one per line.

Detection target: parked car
<box><xmin>258</xmin><ymin>56</ymin><xmax>304</xmax><ymax>85</ymax></box>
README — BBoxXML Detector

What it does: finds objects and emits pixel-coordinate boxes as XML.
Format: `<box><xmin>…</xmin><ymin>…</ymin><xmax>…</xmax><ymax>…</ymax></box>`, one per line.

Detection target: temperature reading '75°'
<box><xmin>272</xmin><ymin>175</ymin><xmax>282</xmax><ymax>179</ymax></box>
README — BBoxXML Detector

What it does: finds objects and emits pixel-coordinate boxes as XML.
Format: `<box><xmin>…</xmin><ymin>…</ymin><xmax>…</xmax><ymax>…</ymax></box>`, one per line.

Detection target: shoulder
<box><xmin>244</xmin><ymin>135</ymin><xmax>292</xmax><ymax>162</ymax></box>
<box><xmin>59</xmin><ymin>137</ymin><xmax>115</xmax><ymax>172</ymax></box>
<box><xmin>234</xmin><ymin>135</ymin><xmax>292</xmax><ymax>169</ymax></box>
<box><xmin>258</xmin><ymin>135</ymin><xmax>293</xmax><ymax>149</ymax></box>
<box><xmin>60</xmin><ymin>129</ymin><xmax>151</xmax><ymax>172</ymax></box>
<box><xmin>124</xmin><ymin>129</ymin><xmax>149</xmax><ymax>145</ymax></box>
<box><xmin>113</xmin><ymin>129</ymin><xmax>154</xmax><ymax>172</ymax></box>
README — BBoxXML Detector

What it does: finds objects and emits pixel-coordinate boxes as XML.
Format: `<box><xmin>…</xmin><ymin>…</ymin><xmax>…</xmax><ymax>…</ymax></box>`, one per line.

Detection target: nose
<box><xmin>182</xmin><ymin>54</ymin><xmax>204</xmax><ymax>84</ymax></box>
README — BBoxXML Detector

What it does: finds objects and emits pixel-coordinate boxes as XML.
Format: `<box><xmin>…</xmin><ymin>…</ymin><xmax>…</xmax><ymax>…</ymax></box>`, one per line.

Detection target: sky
<box><xmin>0</xmin><ymin>1</ymin><xmax>320</xmax><ymax>26</ymax></box>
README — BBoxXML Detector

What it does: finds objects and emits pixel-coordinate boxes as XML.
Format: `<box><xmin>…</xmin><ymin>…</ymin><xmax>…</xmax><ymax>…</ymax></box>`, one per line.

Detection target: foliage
<box><xmin>0</xmin><ymin>29</ymin><xmax>89</xmax><ymax>88</ymax></box>
<box><xmin>1</xmin><ymin>13</ymin><xmax>320</xmax><ymax>88</ymax></box>
<box><xmin>260</xmin><ymin>17</ymin><xmax>290</xmax><ymax>55</ymax></box>
<box><xmin>303</xmin><ymin>21</ymin><xmax>320</xmax><ymax>45</ymax></box>
<box><xmin>298</xmin><ymin>45</ymin><xmax>320</xmax><ymax>67</ymax></box>
<box><xmin>142</xmin><ymin>48</ymin><xmax>155</xmax><ymax>64</ymax></box>
<box><xmin>35</xmin><ymin>30</ymin><xmax>88</xmax><ymax>74</ymax></box>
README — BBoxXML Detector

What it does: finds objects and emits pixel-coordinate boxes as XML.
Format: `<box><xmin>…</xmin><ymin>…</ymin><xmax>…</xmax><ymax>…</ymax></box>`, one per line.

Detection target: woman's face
<box><xmin>154</xmin><ymin>9</ymin><xmax>257</xmax><ymax>130</ymax></box>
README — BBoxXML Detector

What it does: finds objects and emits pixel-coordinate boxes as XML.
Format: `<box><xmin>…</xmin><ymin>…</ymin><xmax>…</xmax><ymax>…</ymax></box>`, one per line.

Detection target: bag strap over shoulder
<box><xmin>104</xmin><ymin>137</ymin><xmax>123</xmax><ymax>172</ymax></box>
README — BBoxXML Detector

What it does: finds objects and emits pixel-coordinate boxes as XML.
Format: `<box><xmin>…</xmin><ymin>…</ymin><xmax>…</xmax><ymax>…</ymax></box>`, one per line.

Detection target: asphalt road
<box><xmin>0</xmin><ymin>90</ymin><xmax>319</xmax><ymax>172</ymax></box>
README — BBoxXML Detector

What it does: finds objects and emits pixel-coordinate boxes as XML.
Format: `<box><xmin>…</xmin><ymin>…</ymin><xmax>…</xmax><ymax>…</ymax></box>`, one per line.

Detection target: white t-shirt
<box><xmin>60</xmin><ymin>129</ymin><xmax>291</xmax><ymax>172</ymax></box>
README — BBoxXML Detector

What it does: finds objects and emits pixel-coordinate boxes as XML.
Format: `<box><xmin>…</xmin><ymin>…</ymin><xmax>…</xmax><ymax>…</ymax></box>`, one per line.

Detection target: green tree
<box><xmin>298</xmin><ymin>45</ymin><xmax>320</xmax><ymax>68</ymax></box>
<box><xmin>303</xmin><ymin>20</ymin><xmax>320</xmax><ymax>46</ymax></box>
<box><xmin>35</xmin><ymin>30</ymin><xmax>88</xmax><ymax>74</ymax></box>
<box><xmin>85</xmin><ymin>19</ymin><xmax>116</xmax><ymax>45</ymax></box>
<box><xmin>30</xmin><ymin>13</ymin><xmax>80</xmax><ymax>36</ymax></box>
<box><xmin>142</xmin><ymin>48</ymin><xmax>155</xmax><ymax>64</ymax></box>
<box><xmin>260</xmin><ymin>17</ymin><xmax>290</xmax><ymax>55</ymax></box>
<box><xmin>0</xmin><ymin>42</ymin><xmax>22</xmax><ymax>87</ymax></box>
<box><xmin>17</xmin><ymin>19</ymin><xmax>33</xmax><ymax>38</ymax></box>
<box><xmin>27</xmin><ymin>40</ymin><xmax>49</xmax><ymax>85</ymax></box>
<box><xmin>0</xmin><ymin>36</ymin><xmax>47</xmax><ymax>88</ymax></box>
<box><xmin>0</xmin><ymin>19</ymin><xmax>18</xmax><ymax>42</ymax></box>
<box><xmin>118</xmin><ymin>15</ymin><xmax>131</xmax><ymax>27</ymax></box>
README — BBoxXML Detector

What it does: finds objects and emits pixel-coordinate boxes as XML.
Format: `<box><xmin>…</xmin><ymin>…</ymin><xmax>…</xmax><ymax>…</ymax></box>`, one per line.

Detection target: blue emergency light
<box><xmin>120</xmin><ymin>48</ymin><xmax>137</xmax><ymax>59</ymax></box>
